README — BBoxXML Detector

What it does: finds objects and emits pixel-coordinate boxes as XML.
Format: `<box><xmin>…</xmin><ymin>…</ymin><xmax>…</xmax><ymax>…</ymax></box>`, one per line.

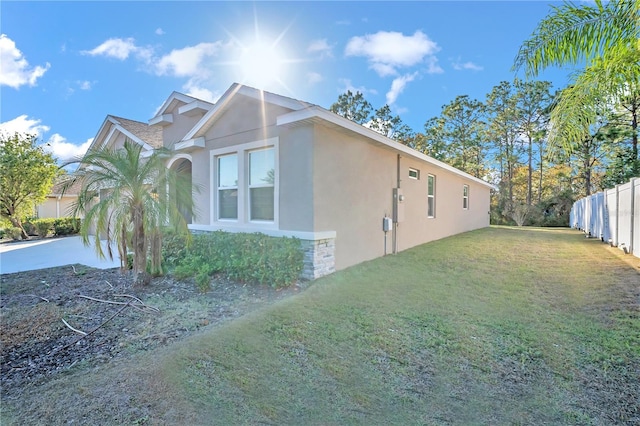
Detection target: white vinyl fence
<box><xmin>570</xmin><ymin>177</ymin><xmax>640</xmax><ymax>258</ymax></box>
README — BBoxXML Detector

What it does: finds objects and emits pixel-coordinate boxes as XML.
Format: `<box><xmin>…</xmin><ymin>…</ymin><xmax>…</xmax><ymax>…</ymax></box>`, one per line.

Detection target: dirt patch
<box><xmin>1</xmin><ymin>265</ymin><xmax>308</xmax><ymax>402</ymax></box>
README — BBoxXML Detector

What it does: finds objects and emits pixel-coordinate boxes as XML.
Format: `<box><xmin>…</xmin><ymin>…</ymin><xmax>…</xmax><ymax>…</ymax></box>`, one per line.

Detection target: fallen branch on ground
<box><xmin>77</xmin><ymin>294</ymin><xmax>158</xmax><ymax>313</ymax></box>
<box><xmin>52</xmin><ymin>300</ymin><xmax>134</xmax><ymax>354</ymax></box>
<box><xmin>61</xmin><ymin>318</ymin><xmax>87</xmax><ymax>336</ymax></box>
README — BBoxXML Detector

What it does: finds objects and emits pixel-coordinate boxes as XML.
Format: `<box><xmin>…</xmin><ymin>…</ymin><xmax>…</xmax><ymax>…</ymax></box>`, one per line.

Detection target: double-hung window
<box><xmin>427</xmin><ymin>174</ymin><xmax>436</xmax><ymax>218</ymax></box>
<box><xmin>248</xmin><ymin>148</ymin><xmax>275</xmax><ymax>221</ymax></box>
<box><xmin>463</xmin><ymin>185</ymin><xmax>469</xmax><ymax>210</ymax></box>
<box><xmin>212</xmin><ymin>138</ymin><xmax>277</xmax><ymax>226</ymax></box>
<box><xmin>217</xmin><ymin>154</ymin><xmax>238</xmax><ymax>220</ymax></box>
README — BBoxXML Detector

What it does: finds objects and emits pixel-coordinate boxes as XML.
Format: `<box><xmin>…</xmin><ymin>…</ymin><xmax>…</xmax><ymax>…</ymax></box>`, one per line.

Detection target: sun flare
<box><xmin>237</xmin><ymin>40</ymin><xmax>287</xmax><ymax>89</ymax></box>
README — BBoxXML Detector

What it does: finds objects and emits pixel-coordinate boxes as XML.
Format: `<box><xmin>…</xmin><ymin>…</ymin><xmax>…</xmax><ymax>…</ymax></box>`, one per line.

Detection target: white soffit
<box><xmin>149</xmin><ymin>114</ymin><xmax>173</xmax><ymax>126</ymax></box>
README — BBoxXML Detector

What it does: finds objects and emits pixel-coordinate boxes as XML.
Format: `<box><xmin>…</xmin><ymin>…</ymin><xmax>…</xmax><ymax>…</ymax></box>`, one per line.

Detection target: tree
<box><xmin>513</xmin><ymin>79</ymin><xmax>552</xmax><ymax>205</ymax></box>
<box><xmin>0</xmin><ymin>132</ymin><xmax>59</xmax><ymax>239</ymax></box>
<box><xmin>514</xmin><ymin>0</ymin><xmax>640</xmax><ymax>173</ymax></box>
<box><xmin>368</xmin><ymin>104</ymin><xmax>402</xmax><ymax>138</ymax></box>
<box><xmin>66</xmin><ymin>140</ymin><xmax>195</xmax><ymax>287</ymax></box>
<box><xmin>486</xmin><ymin>81</ymin><xmax>523</xmax><ymax>219</ymax></box>
<box><xmin>329</xmin><ymin>90</ymin><xmax>373</xmax><ymax>125</ymax></box>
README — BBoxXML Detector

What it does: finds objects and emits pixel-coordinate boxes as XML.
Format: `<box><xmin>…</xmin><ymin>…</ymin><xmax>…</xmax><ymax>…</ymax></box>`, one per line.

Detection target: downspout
<box><xmin>630</xmin><ymin>178</ymin><xmax>636</xmax><ymax>255</ymax></box>
<box><xmin>394</xmin><ymin>154</ymin><xmax>401</xmax><ymax>254</ymax></box>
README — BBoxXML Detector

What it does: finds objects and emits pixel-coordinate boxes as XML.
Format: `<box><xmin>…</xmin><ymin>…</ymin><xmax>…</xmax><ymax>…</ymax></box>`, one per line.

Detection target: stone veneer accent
<box><xmin>300</xmin><ymin>238</ymin><xmax>336</xmax><ymax>280</ymax></box>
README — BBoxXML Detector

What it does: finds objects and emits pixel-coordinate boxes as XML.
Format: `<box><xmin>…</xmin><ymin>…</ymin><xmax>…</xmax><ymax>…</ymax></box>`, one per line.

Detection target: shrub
<box><xmin>165</xmin><ymin>231</ymin><xmax>303</xmax><ymax>289</ymax></box>
<box><xmin>22</xmin><ymin>221</ymin><xmax>38</xmax><ymax>236</ymax></box>
<box><xmin>33</xmin><ymin>218</ymin><xmax>56</xmax><ymax>237</ymax></box>
<box><xmin>53</xmin><ymin>217</ymin><xmax>81</xmax><ymax>236</ymax></box>
<box><xmin>8</xmin><ymin>228</ymin><xmax>22</xmax><ymax>240</ymax></box>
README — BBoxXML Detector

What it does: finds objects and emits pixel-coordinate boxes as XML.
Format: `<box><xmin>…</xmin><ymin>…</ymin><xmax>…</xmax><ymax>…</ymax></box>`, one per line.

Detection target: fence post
<box><xmin>630</xmin><ymin>178</ymin><xmax>637</xmax><ymax>255</ymax></box>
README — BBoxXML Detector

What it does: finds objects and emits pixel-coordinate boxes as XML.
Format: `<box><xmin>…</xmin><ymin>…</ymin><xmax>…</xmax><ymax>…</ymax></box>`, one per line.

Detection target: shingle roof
<box><xmin>110</xmin><ymin>116</ymin><xmax>163</xmax><ymax>149</ymax></box>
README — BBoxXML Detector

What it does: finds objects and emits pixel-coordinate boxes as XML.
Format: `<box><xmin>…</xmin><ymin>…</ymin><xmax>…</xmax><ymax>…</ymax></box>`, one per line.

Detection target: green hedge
<box><xmin>163</xmin><ymin>231</ymin><xmax>303</xmax><ymax>290</ymax></box>
<box><xmin>20</xmin><ymin>217</ymin><xmax>81</xmax><ymax>237</ymax></box>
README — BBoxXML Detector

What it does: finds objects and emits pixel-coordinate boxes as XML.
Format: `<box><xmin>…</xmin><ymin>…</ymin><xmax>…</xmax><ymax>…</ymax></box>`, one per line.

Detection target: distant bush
<box><xmin>164</xmin><ymin>231</ymin><xmax>303</xmax><ymax>290</ymax></box>
<box><xmin>33</xmin><ymin>218</ymin><xmax>56</xmax><ymax>237</ymax></box>
<box><xmin>8</xmin><ymin>228</ymin><xmax>22</xmax><ymax>240</ymax></box>
<box><xmin>22</xmin><ymin>220</ymin><xmax>38</xmax><ymax>236</ymax></box>
<box><xmin>53</xmin><ymin>217</ymin><xmax>81</xmax><ymax>236</ymax></box>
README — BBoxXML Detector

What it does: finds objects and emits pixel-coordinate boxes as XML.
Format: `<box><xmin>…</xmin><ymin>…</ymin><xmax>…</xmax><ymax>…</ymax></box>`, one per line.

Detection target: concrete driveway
<box><xmin>0</xmin><ymin>236</ymin><xmax>121</xmax><ymax>274</ymax></box>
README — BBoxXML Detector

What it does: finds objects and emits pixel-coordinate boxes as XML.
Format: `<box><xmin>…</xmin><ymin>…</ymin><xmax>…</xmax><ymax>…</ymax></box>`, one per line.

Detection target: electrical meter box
<box><xmin>393</xmin><ymin>188</ymin><xmax>405</xmax><ymax>223</ymax></box>
<box><xmin>382</xmin><ymin>216</ymin><xmax>393</xmax><ymax>232</ymax></box>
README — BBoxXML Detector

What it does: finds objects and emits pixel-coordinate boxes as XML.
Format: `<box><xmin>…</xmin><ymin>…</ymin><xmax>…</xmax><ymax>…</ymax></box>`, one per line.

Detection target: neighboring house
<box><xmin>86</xmin><ymin>83</ymin><xmax>493</xmax><ymax>279</ymax></box>
<box><xmin>36</xmin><ymin>177</ymin><xmax>81</xmax><ymax>219</ymax></box>
<box><xmin>36</xmin><ymin>116</ymin><xmax>164</xmax><ymax>220</ymax></box>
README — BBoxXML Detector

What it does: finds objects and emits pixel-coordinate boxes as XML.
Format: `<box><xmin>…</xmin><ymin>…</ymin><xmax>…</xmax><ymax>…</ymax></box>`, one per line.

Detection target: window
<box><xmin>463</xmin><ymin>185</ymin><xmax>469</xmax><ymax>210</ymax></box>
<box><xmin>211</xmin><ymin>138</ymin><xmax>278</xmax><ymax>226</ymax></box>
<box><xmin>427</xmin><ymin>174</ymin><xmax>435</xmax><ymax>218</ymax></box>
<box><xmin>409</xmin><ymin>168</ymin><xmax>420</xmax><ymax>180</ymax></box>
<box><xmin>249</xmin><ymin>148</ymin><xmax>275</xmax><ymax>221</ymax></box>
<box><xmin>217</xmin><ymin>154</ymin><xmax>238</xmax><ymax>219</ymax></box>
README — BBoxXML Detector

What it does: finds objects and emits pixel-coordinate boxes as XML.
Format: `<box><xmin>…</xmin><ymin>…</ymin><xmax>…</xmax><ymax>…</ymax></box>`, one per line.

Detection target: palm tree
<box><xmin>514</xmin><ymin>0</ymin><xmax>640</xmax><ymax>174</ymax></box>
<box><xmin>65</xmin><ymin>140</ymin><xmax>195</xmax><ymax>287</ymax></box>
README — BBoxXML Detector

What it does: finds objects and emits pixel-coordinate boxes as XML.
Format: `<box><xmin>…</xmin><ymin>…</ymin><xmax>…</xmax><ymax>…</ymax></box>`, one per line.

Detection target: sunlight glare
<box><xmin>238</xmin><ymin>40</ymin><xmax>286</xmax><ymax>89</ymax></box>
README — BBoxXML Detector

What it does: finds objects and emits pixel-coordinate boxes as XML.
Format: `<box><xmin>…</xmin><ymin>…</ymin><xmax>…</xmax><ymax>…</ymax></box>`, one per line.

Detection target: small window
<box><xmin>427</xmin><ymin>174</ymin><xmax>435</xmax><ymax>218</ymax></box>
<box><xmin>463</xmin><ymin>185</ymin><xmax>469</xmax><ymax>210</ymax></box>
<box><xmin>409</xmin><ymin>168</ymin><xmax>420</xmax><ymax>180</ymax></box>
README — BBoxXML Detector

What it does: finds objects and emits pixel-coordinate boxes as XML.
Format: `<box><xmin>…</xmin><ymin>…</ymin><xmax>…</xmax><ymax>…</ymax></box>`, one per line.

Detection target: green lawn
<box><xmin>157</xmin><ymin>226</ymin><xmax>639</xmax><ymax>425</ymax></box>
<box><xmin>7</xmin><ymin>226</ymin><xmax>640</xmax><ymax>424</ymax></box>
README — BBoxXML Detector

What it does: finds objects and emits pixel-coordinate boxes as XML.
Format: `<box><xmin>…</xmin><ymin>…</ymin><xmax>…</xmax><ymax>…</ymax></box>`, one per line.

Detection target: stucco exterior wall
<box><xmin>186</xmin><ymin>95</ymin><xmax>294</xmax><ymax>227</ymax></box>
<box><xmin>162</xmin><ymin>112</ymin><xmax>203</xmax><ymax>148</ymax></box>
<box><xmin>36</xmin><ymin>196</ymin><xmax>78</xmax><ymax>219</ymax></box>
<box><xmin>311</xmin><ymin>123</ymin><xmax>490</xmax><ymax>271</ymax></box>
<box><xmin>312</xmin><ymin>125</ymin><xmax>397</xmax><ymax>270</ymax></box>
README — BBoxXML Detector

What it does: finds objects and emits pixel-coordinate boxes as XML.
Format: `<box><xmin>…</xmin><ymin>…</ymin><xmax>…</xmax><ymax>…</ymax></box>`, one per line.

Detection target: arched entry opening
<box><xmin>169</xmin><ymin>157</ymin><xmax>193</xmax><ymax>224</ymax></box>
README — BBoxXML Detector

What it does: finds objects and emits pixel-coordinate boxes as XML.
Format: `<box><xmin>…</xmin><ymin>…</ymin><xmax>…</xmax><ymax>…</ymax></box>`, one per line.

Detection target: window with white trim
<box><xmin>463</xmin><ymin>184</ymin><xmax>469</xmax><ymax>210</ymax></box>
<box><xmin>409</xmin><ymin>168</ymin><xmax>420</xmax><ymax>180</ymax></box>
<box><xmin>217</xmin><ymin>154</ymin><xmax>238</xmax><ymax>219</ymax></box>
<box><xmin>248</xmin><ymin>148</ymin><xmax>275</xmax><ymax>221</ymax></box>
<box><xmin>211</xmin><ymin>138</ymin><xmax>278</xmax><ymax>227</ymax></box>
<box><xmin>427</xmin><ymin>174</ymin><xmax>436</xmax><ymax>218</ymax></box>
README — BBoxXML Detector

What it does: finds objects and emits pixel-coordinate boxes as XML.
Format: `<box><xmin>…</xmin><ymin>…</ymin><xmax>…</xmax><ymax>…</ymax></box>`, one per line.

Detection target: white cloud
<box><xmin>82</xmin><ymin>37</ymin><xmax>140</xmax><ymax>60</ymax></box>
<box><xmin>0</xmin><ymin>115</ymin><xmax>90</xmax><ymax>163</ymax></box>
<box><xmin>155</xmin><ymin>28</ymin><xmax>165</xmax><ymax>36</ymax></box>
<box><xmin>0</xmin><ymin>34</ymin><xmax>50</xmax><ymax>89</ymax></box>
<box><xmin>452</xmin><ymin>58</ymin><xmax>483</xmax><ymax>71</ymax></box>
<box><xmin>345</xmin><ymin>30</ymin><xmax>440</xmax><ymax>77</ymax></box>
<box><xmin>182</xmin><ymin>79</ymin><xmax>221</xmax><ymax>103</ymax></box>
<box><xmin>308</xmin><ymin>39</ymin><xmax>333</xmax><ymax>58</ymax></box>
<box><xmin>386</xmin><ymin>72</ymin><xmax>418</xmax><ymax>105</ymax></box>
<box><xmin>78</xmin><ymin>80</ymin><xmax>92</xmax><ymax>90</ymax></box>
<box><xmin>43</xmin><ymin>134</ymin><xmax>92</xmax><ymax>162</ymax></box>
<box><xmin>0</xmin><ymin>115</ymin><xmax>50</xmax><ymax>138</ymax></box>
<box><xmin>307</xmin><ymin>71</ymin><xmax>324</xmax><ymax>85</ymax></box>
<box><xmin>155</xmin><ymin>42</ymin><xmax>224</xmax><ymax>77</ymax></box>
<box><xmin>338</xmin><ymin>78</ymin><xmax>377</xmax><ymax>96</ymax></box>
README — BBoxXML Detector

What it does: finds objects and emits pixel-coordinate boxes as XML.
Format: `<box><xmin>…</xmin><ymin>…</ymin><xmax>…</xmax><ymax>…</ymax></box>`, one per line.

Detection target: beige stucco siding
<box><xmin>186</xmin><ymin>95</ymin><xmax>296</xmax><ymax>226</ymax></box>
<box><xmin>278</xmin><ymin>126</ymin><xmax>315</xmax><ymax>232</ymax></box>
<box><xmin>311</xmin><ymin>123</ymin><xmax>490</xmax><ymax>271</ymax></box>
<box><xmin>163</xmin><ymin>113</ymin><xmax>203</xmax><ymax>148</ymax></box>
<box><xmin>36</xmin><ymin>196</ymin><xmax>77</xmax><ymax>219</ymax></box>
<box><xmin>397</xmin><ymin>157</ymin><xmax>490</xmax><ymax>250</ymax></box>
<box><xmin>312</xmin><ymin>125</ymin><xmax>397</xmax><ymax>270</ymax></box>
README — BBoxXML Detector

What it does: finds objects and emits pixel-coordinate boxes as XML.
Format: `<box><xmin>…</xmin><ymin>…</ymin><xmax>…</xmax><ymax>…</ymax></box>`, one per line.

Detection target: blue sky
<box><xmin>0</xmin><ymin>1</ymin><xmax>573</xmax><ymax>163</ymax></box>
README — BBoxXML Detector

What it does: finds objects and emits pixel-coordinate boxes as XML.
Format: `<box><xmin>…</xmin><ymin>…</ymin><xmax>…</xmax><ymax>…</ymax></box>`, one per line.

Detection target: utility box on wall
<box><xmin>393</xmin><ymin>188</ymin><xmax>405</xmax><ymax>223</ymax></box>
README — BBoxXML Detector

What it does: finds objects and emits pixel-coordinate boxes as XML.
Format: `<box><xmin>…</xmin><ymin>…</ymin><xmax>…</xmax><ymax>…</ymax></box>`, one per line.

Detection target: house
<box><xmin>36</xmin><ymin>116</ymin><xmax>164</xmax><ymax>220</ymax></box>
<box><xmin>87</xmin><ymin>83</ymin><xmax>493</xmax><ymax>279</ymax></box>
<box><xmin>36</xmin><ymin>177</ymin><xmax>81</xmax><ymax>219</ymax></box>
